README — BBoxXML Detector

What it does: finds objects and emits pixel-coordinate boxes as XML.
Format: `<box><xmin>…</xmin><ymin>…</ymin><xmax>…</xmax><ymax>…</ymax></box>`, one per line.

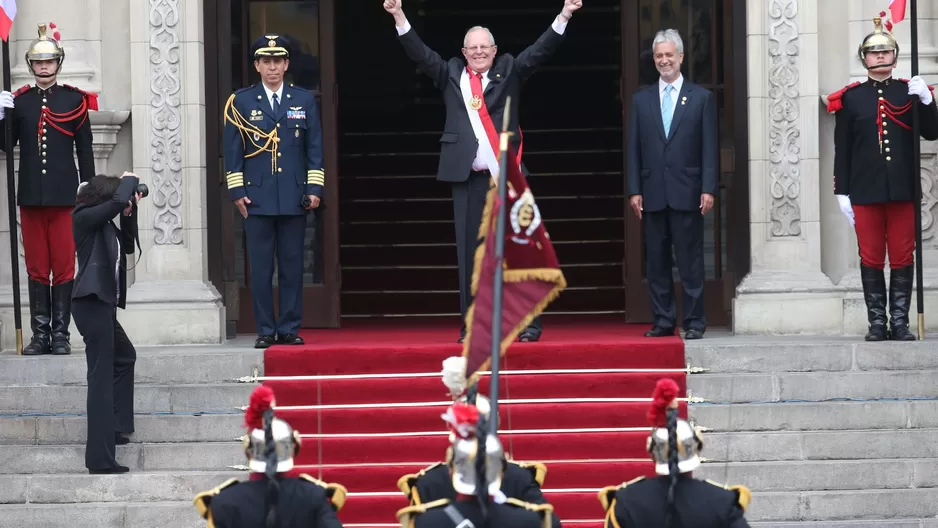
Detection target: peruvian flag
<box><xmin>0</xmin><ymin>0</ymin><xmax>15</xmax><ymax>42</ymax></box>
<box><xmin>889</xmin><ymin>0</ymin><xmax>906</xmax><ymax>24</ymax></box>
<box><xmin>461</xmin><ymin>144</ymin><xmax>567</xmax><ymax>381</ymax></box>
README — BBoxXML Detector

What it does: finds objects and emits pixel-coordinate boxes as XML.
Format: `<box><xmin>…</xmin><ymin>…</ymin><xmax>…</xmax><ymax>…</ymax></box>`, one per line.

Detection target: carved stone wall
<box><xmin>922</xmin><ymin>141</ymin><xmax>938</xmax><ymax>248</ymax></box>
<box><xmin>768</xmin><ymin>0</ymin><xmax>802</xmax><ymax>237</ymax></box>
<box><xmin>149</xmin><ymin>0</ymin><xmax>184</xmax><ymax>246</ymax></box>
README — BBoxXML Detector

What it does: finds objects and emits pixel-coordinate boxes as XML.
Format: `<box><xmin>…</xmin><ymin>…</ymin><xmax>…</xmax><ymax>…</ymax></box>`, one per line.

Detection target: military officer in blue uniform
<box><xmin>223</xmin><ymin>34</ymin><xmax>325</xmax><ymax>349</ymax></box>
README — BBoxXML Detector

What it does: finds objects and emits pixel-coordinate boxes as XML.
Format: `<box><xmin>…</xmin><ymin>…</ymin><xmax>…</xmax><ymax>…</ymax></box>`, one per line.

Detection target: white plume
<box><xmin>441</xmin><ymin>356</ymin><xmax>467</xmax><ymax>398</ymax></box>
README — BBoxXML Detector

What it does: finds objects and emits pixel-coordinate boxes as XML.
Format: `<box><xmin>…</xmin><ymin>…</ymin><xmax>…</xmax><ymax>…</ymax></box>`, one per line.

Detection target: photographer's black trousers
<box><xmin>72</xmin><ymin>296</ymin><xmax>136</xmax><ymax>470</ymax></box>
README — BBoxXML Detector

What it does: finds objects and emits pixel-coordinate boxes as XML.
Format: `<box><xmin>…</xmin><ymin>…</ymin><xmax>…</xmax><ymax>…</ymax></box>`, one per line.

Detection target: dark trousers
<box><xmin>452</xmin><ymin>171</ymin><xmax>541</xmax><ymax>335</ymax></box>
<box><xmin>643</xmin><ymin>208</ymin><xmax>706</xmax><ymax>330</ymax></box>
<box><xmin>244</xmin><ymin>214</ymin><xmax>306</xmax><ymax>336</ymax></box>
<box><xmin>72</xmin><ymin>296</ymin><xmax>136</xmax><ymax>470</ymax></box>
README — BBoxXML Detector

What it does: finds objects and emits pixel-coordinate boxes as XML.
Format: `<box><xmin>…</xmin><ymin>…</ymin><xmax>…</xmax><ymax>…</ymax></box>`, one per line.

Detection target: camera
<box><xmin>136</xmin><ymin>183</ymin><xmax>149</xmax><ymax>198</ymax></box>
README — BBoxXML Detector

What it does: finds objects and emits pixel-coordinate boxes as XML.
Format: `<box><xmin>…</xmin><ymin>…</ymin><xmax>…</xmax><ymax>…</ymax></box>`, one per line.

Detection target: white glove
<box><xmin>908</xmin><ymin>76</ymin><xmax>934</xmax><ymax>105</ymax></box>
<box><xmin>836</xmin><ymin>194</ymin><xmax>854</xmax><ymax>227</ymax></box>
<box><xmin>0</xmin><ymin>91</ymin><xmax>13</xmax><ymax>121</ymax></box>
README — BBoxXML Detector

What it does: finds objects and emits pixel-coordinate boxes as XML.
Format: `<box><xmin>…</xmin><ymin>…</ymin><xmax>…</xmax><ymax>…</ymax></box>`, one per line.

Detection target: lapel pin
<box><xmin>681</xmin><ymin>96</ymin><xmax>687</xmax><ymax>105</ymax></box>
<box><xmin>496</xmin><ymin>73</ymin><xmax>501</xmax><ymax>78</ymax></box>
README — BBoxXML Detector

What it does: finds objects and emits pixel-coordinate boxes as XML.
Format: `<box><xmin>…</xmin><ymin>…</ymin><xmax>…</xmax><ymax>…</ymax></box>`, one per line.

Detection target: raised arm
<box><xmin>515</xmin><ymin>0</ymin><xmax>581</xmax><ymax>80</ymax></box>
<box><xmin>384</xmin><ymin>0</ymin><xmax>450</xmax><ymax>90</ymax></box>
<box><xmin>73</xmin><ymin>175</ymin><xmax>138</xmax><ymax>231</ymax></box>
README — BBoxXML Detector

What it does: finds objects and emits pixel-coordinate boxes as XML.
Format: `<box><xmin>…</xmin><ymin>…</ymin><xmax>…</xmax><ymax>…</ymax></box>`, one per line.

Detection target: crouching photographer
<box><xmin>72</xmin><ymin>172</ymin><xmax>146</xmax><ymax>474</ymax></box>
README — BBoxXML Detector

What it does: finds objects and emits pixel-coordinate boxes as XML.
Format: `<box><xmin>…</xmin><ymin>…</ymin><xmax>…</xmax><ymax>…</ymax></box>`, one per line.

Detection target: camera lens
<box><xmin>136</xmin><ymin>183</ymin><xmax>149</xmax><ymax>198</ymax></box>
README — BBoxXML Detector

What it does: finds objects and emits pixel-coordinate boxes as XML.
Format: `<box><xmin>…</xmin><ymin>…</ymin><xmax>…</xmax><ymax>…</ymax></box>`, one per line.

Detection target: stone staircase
<box><xmin>687</xmin><ymin>335</ymin><xmax>938</xmax><ymax>527</ymax></box>
<box><xmin>2</xmin><ymin>336</ymin><xmax>938</xmax><ymax>527</ymax></box>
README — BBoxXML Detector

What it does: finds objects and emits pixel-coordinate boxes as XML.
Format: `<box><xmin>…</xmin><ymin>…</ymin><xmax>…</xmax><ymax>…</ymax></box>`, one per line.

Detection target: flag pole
<box><xmin>2</xmin><ymin>37</ymin><xmax>23</xmax><ymax>354</ymax></box>
<box><xmin>909</xmin><ymin>0</ymin><xmax>925</xmax><ymax>340</ymax></box>
<box><xmin>487</xmin><ymin>97</ymin><xmax>513</xmax><ymax>433</ymax></box>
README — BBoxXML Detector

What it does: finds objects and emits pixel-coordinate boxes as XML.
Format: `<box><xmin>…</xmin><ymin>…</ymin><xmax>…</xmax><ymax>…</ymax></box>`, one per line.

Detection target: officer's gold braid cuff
<box><xmin>226</xmin><ymin>172</ymin><xmax>244</xmax><ymax>189</ymax></box>
<box><xmin>224</xmin><ymin>94</ymin><xmax>280</xmax><ymax>173</ymax></box>
<box><xmin>307</xmin><ymin>169</ymin><xmax>325</xmax><ymax>186</ymax></box>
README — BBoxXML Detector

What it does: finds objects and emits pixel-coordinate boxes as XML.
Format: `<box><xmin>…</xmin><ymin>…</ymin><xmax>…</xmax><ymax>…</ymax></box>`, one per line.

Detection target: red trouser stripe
<box><xmin>19</xmin><ymin>206</ymin><xmax>76</xmax><ymax>285</ymax></box>
<box><xmin>853</xmin><ymin>201</ymin><xmax>916</xmax><ymax>270</ymax></box>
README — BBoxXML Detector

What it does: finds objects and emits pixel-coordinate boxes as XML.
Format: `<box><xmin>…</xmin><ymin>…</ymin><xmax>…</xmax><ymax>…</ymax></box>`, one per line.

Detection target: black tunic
<box><xmin>600</xmin><ymin>475</ymin><xmax>750</xmax><ymax>528</ymax></box>
<box><xmin>832</xmin><ymin>77</ymin><xmax>938</xmax><ymax>205</ymax></box>
<box><xmin>194</xmin><ymin>476</ymin><xmax>345</xmax><ymax>528</ymax></box>
<box><xmin>400</xmin><ymin>497</ymin><xmax>550</xmax><ymax>528</ymax></box>
<box><xmin>0</xmin><ymin>83</ymin><xmax>95</xmax><ymax>207</ymax></box>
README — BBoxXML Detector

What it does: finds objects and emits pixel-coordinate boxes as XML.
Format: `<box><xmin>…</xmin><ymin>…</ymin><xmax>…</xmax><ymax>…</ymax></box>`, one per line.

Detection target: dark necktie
<box><xmin>272</xmin><ymin>93</ymin><xmax>280</xmax><ymax>115</ymax></box>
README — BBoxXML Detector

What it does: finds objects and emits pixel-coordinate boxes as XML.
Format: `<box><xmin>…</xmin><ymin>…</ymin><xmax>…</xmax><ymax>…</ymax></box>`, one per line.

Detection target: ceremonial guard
<box><xmin>598</xmin><ymin>379</ymin><xmax>751</xmax><ymax>527</ymax></box>
<box><xmin>0</xmin><ymin>23</ymin><xmax>97</xmax><ymax>356</ymax></box>
<box><xmin>828</xmin><ymin>16</ymin><xmax>938</xmax><ymax>341</ymax></box>
<box><xmin>194</xmin><ymin>385</ymin><xmax>346</xmax><ymax>527</ymax></box>
<box><xmin>223</xmin><ymin>34</ymin><xmax>326</xmax><ymax>349</ymax></box>
<box><xmin>397</xmin><ymin>403</ymin><xmax>553</xmax><ymax>528</ymax></box>
<box><xmin>397</xmin><ymin>357</ymin><xmax>559</xmax><ymax>527</ymax></box>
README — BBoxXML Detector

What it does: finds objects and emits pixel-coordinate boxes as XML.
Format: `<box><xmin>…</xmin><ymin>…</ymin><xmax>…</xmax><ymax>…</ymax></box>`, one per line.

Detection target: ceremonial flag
<box><xmin>461</xmin><ymin>145</ymin><xmax>567</xmax><ymax>382</ymax></box>
<box><xmin>0</xmin><ymin>0</ymin><xmax>15</xmax><ymax>42</ymax></box>
<box><xmin>889</xmin><ymin>0</ymin><xmax>906</xmax><ymax>24</ymax></box>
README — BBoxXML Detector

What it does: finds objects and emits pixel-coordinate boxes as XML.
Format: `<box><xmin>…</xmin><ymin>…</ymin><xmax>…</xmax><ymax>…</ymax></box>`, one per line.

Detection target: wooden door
<box><xmin>621</xmin><ymin>0</ymin><xmax>745</xmax><ymax>327</ymax></box>
<box><xmin>227</xmin><ymin>0</ymin><xmax>341</xmax><ymax>331</ymax></box>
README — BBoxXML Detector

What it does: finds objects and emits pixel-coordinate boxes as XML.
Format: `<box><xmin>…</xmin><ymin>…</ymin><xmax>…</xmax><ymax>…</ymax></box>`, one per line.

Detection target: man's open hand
<box><xmin>235</xmin><ymin>197</ymin><xmax>251</xmax><ymax>219</ymax></box>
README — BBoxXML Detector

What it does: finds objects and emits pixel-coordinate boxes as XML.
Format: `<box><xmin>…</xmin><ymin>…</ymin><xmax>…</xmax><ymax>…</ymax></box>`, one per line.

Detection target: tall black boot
<box><xmin>23</xmin><ymin>281</ymin><xmax>52</xmax><ymax>355</ymax></box>
<box><xmin>889</xmin><ymin>264</ymin><xmax>917</xmax><ymax>341</ymax></box>
<box><xmin>860</xmin><ymin>265</ymin><xmax>888</xmax><ymax>341</ymax></box>
<box><xmin>51</xmin><ymin>281</ymin><xmax>73</xmax><ymax>355</ymax></box>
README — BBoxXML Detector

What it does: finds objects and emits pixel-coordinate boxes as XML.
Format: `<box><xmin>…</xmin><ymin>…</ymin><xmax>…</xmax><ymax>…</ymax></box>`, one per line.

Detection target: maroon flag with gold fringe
<box><xmin>461</xmin><ymin>145</ymin><xmax>566</xmax><ymax>382</ymax></box>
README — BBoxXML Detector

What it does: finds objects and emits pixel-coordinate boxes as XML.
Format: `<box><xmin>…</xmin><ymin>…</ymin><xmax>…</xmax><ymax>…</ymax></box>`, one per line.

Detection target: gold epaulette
<box><xmin>597</xmin><ymin>476</ymin><xmax>645</xmax><ymax>511</ymax></box>
<box><xmin>193</xmin><ymin>478</ymin><xmax>240</xmax><ymax>527</ymax></box>
<box><xmin>704</xmin><ymin>479</ymin><xmax>752</xmax><ymax>512</ymax></box>
<box><xmin>512</xmin><ymin>460</ymin><xmax>548</xmax><ymax>487</ymax></box>
<box><xmin>396</xmin><ymin>498</ymin><xmax>450</xmax><ymax>528</ymax></box>
<box><xmin>505</xmin><ymin>498</ymin><xmax>554</xmax><ymax>528</ymax></box>
<box><xmin>396</xmin><ymin>462</ymin><xmax>444</xmax><ymax>504</ymax></box>
<box><xmin>297</xmin><ymin>474</ymin><xmax>349</xmax><ymax>512</ymax></box>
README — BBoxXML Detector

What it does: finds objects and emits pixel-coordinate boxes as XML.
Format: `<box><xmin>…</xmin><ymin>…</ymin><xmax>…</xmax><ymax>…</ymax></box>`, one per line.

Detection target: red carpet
<box><xmin>264</xmin><ymin>318</ymin><xmax>685</xmax><ymax>527</ymax></box>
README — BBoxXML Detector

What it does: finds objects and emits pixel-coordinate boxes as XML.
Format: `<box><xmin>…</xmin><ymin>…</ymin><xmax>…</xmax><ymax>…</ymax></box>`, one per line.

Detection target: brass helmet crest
<box><xmin>858</xmin><ymin>16</ymin><xmax>899</xmax><ymax>70</ymax></box>
<box><xmin>26</xmin><ymin>23</ymin><xmax>66</xmax><ymax>75</ymax></box>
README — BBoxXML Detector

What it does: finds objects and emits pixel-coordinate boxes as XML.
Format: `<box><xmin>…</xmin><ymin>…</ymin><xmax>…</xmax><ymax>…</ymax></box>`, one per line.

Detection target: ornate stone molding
<box><xmin>90</xmin><ymin>110</ymin><xmax>132</xmax><ymax>175</ymax></box>
<box><xmin>767</xmin><ymin>0</ymin><xmax>802</xmax><ymax>237</ymax></box>
<box><xmin>921</xmin><ymin>142</ymin><xmax>938</xmax><ymax>247</ymax></box>
<box><xmin>149</xmin><ymin>0</ymin><xmax>184</xmax><ymax>245</ymax></box>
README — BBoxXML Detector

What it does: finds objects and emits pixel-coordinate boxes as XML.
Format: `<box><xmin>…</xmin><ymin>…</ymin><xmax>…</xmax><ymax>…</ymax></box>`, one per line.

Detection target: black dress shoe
<box><xmin>89</xmin><ymin>465</ymin><xmax>130</xmax><ymax>474</ymax></box>
<box><xmin>278</xmin><ymin>334</ymin><xmax>305</xmax><ymax>345</ymax></box>
<box><xmin>644</xmin><ymin>326</ymin><xmax>675</xmax><ymax>337</ymax></box>
<box><xmin>115</xmin><ymin>434</ymin><xmax>130</xmax><ymax>445</ymax></box>
<box><xmin>254</xmin><ymin>335</ymin><xmax>276</xmax><ymax>349</ymax></box>
<box><xmin>518</xmin><ymin>330</ymin><xmax>540</xmax><ymax>342</ymax></box>
<box><xmin>684</xmin><ymin>328</ymin><xmax>705</xmax><ymax>340</ymax></box>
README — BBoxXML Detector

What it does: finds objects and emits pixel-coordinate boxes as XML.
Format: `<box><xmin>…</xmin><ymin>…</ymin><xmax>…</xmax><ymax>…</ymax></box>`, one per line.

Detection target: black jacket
<box><xmin>601</xmin><ymin>476</ymin><xmax>750</xmax><ymax>528</ymax></box>
<box><xmin>0</xmin><ymin>83</ymin><xmax>96</xmax><ymax>207</ymax></box>
<box><xmin>397</xmin><ymin>25</ymin><xmax>564</xmax><ymax>182</ymax></box>
<box><xmin>72</xmin><ymin>176</ymin><xmax>139</xmax><ymax>309</ymax></box>
<box><xmin>832</xmin><ymin>77</ymin><xmax>938</xmax><ymax>205</ymax></box>
<box><xmin>201</xmin><ymin>477</ymin><xmax>344</xmax><ymax>528</ymax></box>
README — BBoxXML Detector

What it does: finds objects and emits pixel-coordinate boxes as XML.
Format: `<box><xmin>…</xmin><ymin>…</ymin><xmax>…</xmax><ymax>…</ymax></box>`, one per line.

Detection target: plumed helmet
<box><xmin>858</xmin><ymin>16</ymin><xmax>899</xmax><ymax>66</ymax></box>
<box><xmin>241</xmin><ymin>385</ymin><xmax>302</xmax><ymax>474</ymax></box>
<box><xmin>451</xmin><ymin>432</ymin><xmax>505</xmax><ymax>496</ymax></box>
<box><xmin>26</xmin><ymin>23</ymin><xmax>65</xmax><ymax>72</ymax></box>
<box><xmin>645</xmin><ymin>378</ymin><xmax>703</xmax><ymax>475</ymax></box>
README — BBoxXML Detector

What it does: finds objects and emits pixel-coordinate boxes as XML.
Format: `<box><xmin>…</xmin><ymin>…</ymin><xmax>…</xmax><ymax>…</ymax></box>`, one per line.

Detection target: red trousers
<box><xmin>853</xmin><ymin>201</ymin><xmax>915</xmax><ymax>270</ymax></box>
<box><xmin>20</xmin><ymin>206</ymin><xmax>76</xmax><ymax>285</ymax></box>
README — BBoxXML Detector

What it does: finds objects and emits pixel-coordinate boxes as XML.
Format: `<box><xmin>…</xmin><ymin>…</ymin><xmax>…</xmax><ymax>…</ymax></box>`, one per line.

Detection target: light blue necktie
<box><xmin>662</xmin><ymin>84</ymin><xmax>674</xmax><ymax>137</ymax></box>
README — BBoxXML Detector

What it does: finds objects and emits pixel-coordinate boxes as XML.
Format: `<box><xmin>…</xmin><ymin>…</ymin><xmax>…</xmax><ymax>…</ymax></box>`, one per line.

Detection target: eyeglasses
<box><xmin>463</xmin><ymin>45</ymin><xmax>495</xmax><ymax>52</ymax></box>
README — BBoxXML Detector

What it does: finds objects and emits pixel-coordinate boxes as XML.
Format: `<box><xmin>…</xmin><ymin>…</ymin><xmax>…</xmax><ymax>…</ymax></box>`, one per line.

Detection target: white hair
<box><xmin>652</xmin><ymin>29</ymin><xmax>684</xmax><ymax>54</ymax></box>
<box><xmin>464</xmin><ymin>26</ymin><xmax>496</xmax><ymax>48</ymax></box>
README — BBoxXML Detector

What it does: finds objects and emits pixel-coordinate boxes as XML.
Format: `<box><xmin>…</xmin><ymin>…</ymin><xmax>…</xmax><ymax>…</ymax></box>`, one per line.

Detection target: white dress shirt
<box><xmin>659</xmin><ymin>74</ymin><xmax>684</xmax><ymax>118</ymax></box>
<box><xmin>395</xmin><ymin>17</ymin><xmax>569</xmax><ymax>178</ymax></box>
<box><xmin>262</xmin><ymin>83</ymin><xmax>284</xmax><ymax>110</ymax></box>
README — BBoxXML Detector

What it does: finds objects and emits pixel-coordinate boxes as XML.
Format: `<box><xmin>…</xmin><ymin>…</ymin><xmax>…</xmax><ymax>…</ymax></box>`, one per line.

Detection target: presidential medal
<box><xmin>469</xmin><ymin>95</ymin><xmax>482</xmax><ymax>111</ymax></box>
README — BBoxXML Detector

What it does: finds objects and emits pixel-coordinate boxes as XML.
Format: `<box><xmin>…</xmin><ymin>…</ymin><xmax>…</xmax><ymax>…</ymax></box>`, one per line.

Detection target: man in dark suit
<box><xmin>627</xmin><ymin>29</ymin><xmax>718</xmax><ymax>341</ymax></box>
<box><xmin>383</xmin><ymin>0</ymin><xmax>581</xmax><ymax>343</ymax></box>
<box><xmin>223</xmin><ymin>35</ymin><xmax>325</xmax><ymax>349</ymax></box>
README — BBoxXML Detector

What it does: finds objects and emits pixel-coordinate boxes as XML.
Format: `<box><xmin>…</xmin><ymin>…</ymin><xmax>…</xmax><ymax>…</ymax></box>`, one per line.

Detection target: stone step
<box><xmin>688</xmin><ymin>370</ymin><xmax>938</xmax><ymax>403</ymax></box>
<box><xmin>0</xmin><ymin>443</ymin><xmax>244</xmax><ymax>474</ymax></box>
<box><xmin>0</xmin><ymin>414</ymin><xmax>243</xmax><ymax>445</ymax></box>
<box><xmin>0</xmin><ymin>502</ymin><xmax>203</xmax><ymax>528</ymax></box>
<box><xmin>685</xmin><ymin>338</ymin><xmax>938</xmax><ymax>373</ymax></box>
<box><xmin>752</xmin><ymin>522</ymin><xmax>938</xmax><ymax>528</ymax></box>
<box><xmin>691</xmin><ymin>400</ymin><xmax>938</xmax><ymax>432</ymax></box>
<box><xmin>0</xmin><ymin>347</ymin><xmax>262</xmax><ymax>385</ymax></box>
<box><xmin>0</xmin><ymin>383</ymin><xmax>256</xmax><ymax>414</ymax></box>
<box><xmin>697</xmin><ymin>458</ymin><xmax>938</xmax><ymax>491</ymax></box>
<box><xmin>746</xmin><ymin>488</ymin><xmax>938</xmax><ymax>522</ymax></box>
<box><xmin>703</xmin><ymin>428</ymin><xmax>938</xmax><ymax>462</ymax></box>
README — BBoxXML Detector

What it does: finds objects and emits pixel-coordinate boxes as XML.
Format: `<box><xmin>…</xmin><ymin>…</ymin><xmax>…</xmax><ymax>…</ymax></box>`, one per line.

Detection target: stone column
<box><xmin>124</xmin><ymin>0</ymin><xmax>224</xmax><ymax>345</ymax></box>
<box><xmin>733</xmin><ymin>0</ymin><xmax>843</xmax><ymax>334</ymax></box>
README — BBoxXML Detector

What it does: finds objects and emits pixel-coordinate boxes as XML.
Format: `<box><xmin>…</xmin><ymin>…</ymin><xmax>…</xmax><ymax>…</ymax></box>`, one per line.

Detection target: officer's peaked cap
<box><xmin>252</xmin><ymin>34</ymin><xmax>290</xmax><ymax>59</ymax></box>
